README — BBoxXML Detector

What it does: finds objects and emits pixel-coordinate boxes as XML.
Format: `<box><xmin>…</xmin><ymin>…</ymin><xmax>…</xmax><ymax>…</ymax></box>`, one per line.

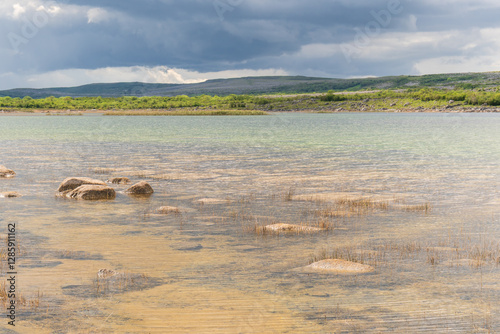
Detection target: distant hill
<box><xmin>1</xmin><ymin>72</ymin><xmax>500</xmax><ymax>98</ymax></box>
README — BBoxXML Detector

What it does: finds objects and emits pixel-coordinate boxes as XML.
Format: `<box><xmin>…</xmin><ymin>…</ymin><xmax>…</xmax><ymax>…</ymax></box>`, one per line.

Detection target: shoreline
<box><xmin>0</xmin><ymin>108</ymin><xmax>499</xmax><ymax>116</ymax></box>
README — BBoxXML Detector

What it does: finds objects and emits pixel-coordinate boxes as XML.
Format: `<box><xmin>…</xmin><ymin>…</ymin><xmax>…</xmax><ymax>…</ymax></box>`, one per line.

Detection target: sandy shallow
<box><xmin>1</xmin><ymin>113</ymin><xmax>498</xmax><ymax>332</ymax></box>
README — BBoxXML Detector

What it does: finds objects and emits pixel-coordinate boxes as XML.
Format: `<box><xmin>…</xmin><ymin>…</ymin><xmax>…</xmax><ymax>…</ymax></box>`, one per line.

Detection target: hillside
<box><xmin>1</xmin><ymin>72</ymin><xmax>500</xmax><ymax>98</ymax></box>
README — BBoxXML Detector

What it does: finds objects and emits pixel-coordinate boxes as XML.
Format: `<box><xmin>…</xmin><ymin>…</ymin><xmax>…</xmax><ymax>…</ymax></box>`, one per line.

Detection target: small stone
<box><xmin>263</xmin><ymin>223</ymin><xmax>324</xmax><ymax>233</ymax></box>
<box><xmin>195</xmin><ymin>198</ymin><xmax>230</xmax><ymax>205</ymax></box>
<box><xmin>125</xmin><ymin>181</ymin><xmax>154</xmax><ymax>195</ymax></box>
<box><xmin>157</xmin><ymin>206</ymin><xmax>180</xmax><ymax>214</ymax></box>
<box><xmin>301</xmin><ymin>259</ymin><xmax>374</xmax><ymax>274</ymax></box>
<box><xmin>0</xmin><ymin>165</ymin><xmax>16</xmax><ymax>178</ymax></box>
<box><xmin>0</xmin><ymin>191</ymin><xmax>22</xmax><ymax>198</ymax></box>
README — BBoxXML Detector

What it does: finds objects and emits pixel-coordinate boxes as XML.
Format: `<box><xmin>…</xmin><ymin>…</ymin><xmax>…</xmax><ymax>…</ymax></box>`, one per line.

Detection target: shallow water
<box><xmin>0</xmin><ymin>112</ymin><xmax>499</xmax><ymax>333</ymax></box>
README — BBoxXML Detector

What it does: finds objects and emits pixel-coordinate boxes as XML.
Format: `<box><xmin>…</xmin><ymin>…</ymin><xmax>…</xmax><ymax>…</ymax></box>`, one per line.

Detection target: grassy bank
<box><xmin>1</xmin><ymin>87</ymin><xmax>500</xmax><ymax>114</ymax></box>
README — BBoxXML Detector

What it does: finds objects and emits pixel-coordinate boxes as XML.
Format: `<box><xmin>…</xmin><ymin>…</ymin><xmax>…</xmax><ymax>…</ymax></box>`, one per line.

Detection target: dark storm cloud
<box><xmin>0</xmin><ymin>0</ymin><xmax>499</xmax><ymax>89</ymax></box>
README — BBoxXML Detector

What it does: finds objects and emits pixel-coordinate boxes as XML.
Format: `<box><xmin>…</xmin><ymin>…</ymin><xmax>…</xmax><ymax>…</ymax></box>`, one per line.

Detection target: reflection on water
<box><xmin>0</xmin><ymin>113</ymin><xmax>499</xmax><ymax>333</ymax></box>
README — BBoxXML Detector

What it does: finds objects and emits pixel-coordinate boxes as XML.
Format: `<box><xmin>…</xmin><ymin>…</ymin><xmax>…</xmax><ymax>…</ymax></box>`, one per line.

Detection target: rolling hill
<box><xmin>1</xmin><ymin>72</ymin><xmax>500</xmax><ymax>98</ymax></box>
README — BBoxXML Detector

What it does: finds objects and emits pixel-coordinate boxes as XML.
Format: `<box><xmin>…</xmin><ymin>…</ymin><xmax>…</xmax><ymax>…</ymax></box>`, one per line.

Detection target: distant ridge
<box><xmin>1</xmin><ymin>72</ymin><xmax>499</xmax><ymax>98</ymax></box>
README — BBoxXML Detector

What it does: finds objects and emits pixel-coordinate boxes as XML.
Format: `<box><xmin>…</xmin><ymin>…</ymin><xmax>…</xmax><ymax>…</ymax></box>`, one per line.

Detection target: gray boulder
<box><xmin>125</xmin><ymin>181</ymin><xmax>154</xmax><ymax>195</ymax></box>
<box><xmin>64</xmin><ymin>185</ymin><xmax>116</xmax><ymax>200</ymax></box>
<box><xmin>57</xmin><ymin>177</ymin><xmax>107</xmax><ymax>192</ymax></box>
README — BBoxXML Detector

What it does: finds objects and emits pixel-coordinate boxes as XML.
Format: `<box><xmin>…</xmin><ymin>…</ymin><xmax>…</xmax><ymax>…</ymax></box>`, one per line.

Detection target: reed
<box><xmin>92</xmin><ymin>167</ymin><xmax>118</xmax><ymax>174</ymax></box>
<box><xmin>309</xmin><ymin>246</ymin><xmax>384</xmax><ymax>267</ymax></box>
<box><xmin>150</xmin><ymin>174</ymin><xmax>173</xmax><ymax>180</ymax></box>
<box><xmin>0</xmin><ymin>282</ymin><xmax>43</xmax><ymax>310</ymax></box>
<box><xmin>283</xmin><ymin>187</ymin><xmax>295</xmax><ymax>202</ymax></box>
<box><xmin>307</xmin><ymin>234</ymin><xmax>500</xmax><ymax>271</ymax></box>
<box><xmin>315</xmin><ymin>206</ymin><xmax>350</xmax><ymax>218</ymax></box>
<box><xmin>93</xmin><ymin>271</ymin><xmax>147</xmax><ymax>296</ymax></box>
<box><xmin>337</xmin><ymin>198</ymin><xmax>390</xmax><ymax>212</ymax></box>
<box><xmin>402</xmin><ymin>202</ymin><xmax>432</xmax><ymax>213</ymax></box>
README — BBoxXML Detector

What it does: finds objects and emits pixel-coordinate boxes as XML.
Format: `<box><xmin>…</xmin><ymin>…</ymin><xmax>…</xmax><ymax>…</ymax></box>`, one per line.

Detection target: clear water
<box><xmin>0</xmin><ymin>113</ymin><xmax>499</xmax><ymax>333</ymax></box>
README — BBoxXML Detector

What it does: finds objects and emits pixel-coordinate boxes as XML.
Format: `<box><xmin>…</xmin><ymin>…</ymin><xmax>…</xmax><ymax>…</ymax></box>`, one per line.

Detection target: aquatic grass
<box><xmin>227</xmin><ymin>205</ymin><xmax>255</xmax><ymax>222</ymax></box>
<box><xmin>283</xmin><ymin>187</ymin><xmax>295</xmax><ymax>202</ymax></box>
<box><xmin>93</xmin><ymin>271</ymin><xmax>151</xmax><ymax>297</ymax></box>
<box><xmin>150</xmin><ymin>174</ymin><xmax>174</xmax><ymax>180</ymax></box>
<box><xmin>337</xmin><ymin>197</ymin><xmax>390</xmax><ymax>212</ymax></box>
<box><xmin>309</xmin><ymin>246</ymin><xmax>385</xmax><ymax>267</ymax></box>
<box><xmin>0</xmin><ymin>282</ymin><xmax>6</xmax><ymax>303</ymax></box>
<box><xmin>92</xmin><ymin>167</ymin><xmax>119</xmax><ymax>175</ymax></box>
<box><xmin>312</xmin><ymin>197</ymin><xmax>391</xmax><ymax>218</ymax></box>
<box><xmin>0</xmin><ymin>282</ymin><xmax>43</xmax><ymax>311</ymax></box>
<box><xmin>309</xmin><ymin>234</ymin><xmax>500</xmax><ymax>270</ymax></box>
<box><xmin>315</xmin><ymin>206</ymin><xmax>351</xmax><ymax>218</ymax></box>
<box><xmin>52</xmin><ymin>250</ymin><xmax>103</xmax><ymax>261</ymax></box>
<box><xmin>402</xmin><ymin>202</ymin><xmax>432</xmax><ymax>214</ymax></box>
<box><xmin>426</xmin><ymin>250</ymin><xmax>439</xmax><ymax>265</ymax></box>
<box><xmin>237</xmin><ymin>192</ymin><xmax>257</xmax><ymax>204</ymax></box>
<box><xmin>248</xmin><ymin>217</ymin><xmax>334</xmax><ymax>236</ymax></box>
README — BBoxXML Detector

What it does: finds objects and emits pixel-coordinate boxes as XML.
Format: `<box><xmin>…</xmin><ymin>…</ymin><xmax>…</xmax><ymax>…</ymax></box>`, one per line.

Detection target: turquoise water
<box><xmin>0</xmin><ymin>113</ymin><xmax>499</xmax><ymax>333</ymax></box>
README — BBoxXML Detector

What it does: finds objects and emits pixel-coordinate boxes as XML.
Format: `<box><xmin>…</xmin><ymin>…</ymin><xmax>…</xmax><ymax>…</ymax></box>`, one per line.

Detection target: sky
<box><xmin>1</xmin><ymin>0</ymin><xmax>500</xmax><ymax>90</ymax></box>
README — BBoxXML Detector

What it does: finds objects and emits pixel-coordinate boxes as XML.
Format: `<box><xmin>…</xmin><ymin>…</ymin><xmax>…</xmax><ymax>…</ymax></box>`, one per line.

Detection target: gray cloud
<box><xmin>0</xmin><ymin>0</ymin><xmax>499</xmax><ymax>89</ymax></box>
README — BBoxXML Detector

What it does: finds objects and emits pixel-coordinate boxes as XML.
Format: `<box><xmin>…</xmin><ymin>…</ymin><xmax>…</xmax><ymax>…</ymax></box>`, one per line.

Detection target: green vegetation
<box><xmin>1</xmin><ymin>85</ymin><xmax>500</xmax><ymax>114</ymax></box>
<box><xmin>0</xmin><ymin>72</ymin><xmax>499</xmax><ymax>114</ymax></box>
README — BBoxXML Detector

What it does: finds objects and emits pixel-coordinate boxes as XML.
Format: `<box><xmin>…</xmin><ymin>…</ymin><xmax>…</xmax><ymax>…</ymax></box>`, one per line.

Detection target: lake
<box><xmin>1</xmin><ymin>112</ymin><xmax>499</xmax><ymax>333</ymax></box>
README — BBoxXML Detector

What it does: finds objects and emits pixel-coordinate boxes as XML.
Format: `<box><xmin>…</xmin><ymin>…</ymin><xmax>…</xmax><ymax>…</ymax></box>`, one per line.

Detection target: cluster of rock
<box><xmin>57</xmin><ymin>177</ymin><xmax>153</xmax><ymax>200</ymax></box>
<box><xmin>57</xmin><ymin>177</ymin><xmax>116</xmax><ymax>200</ymax></box>
<box><xmin>2</xmin><ymin>164</ymin><xmax>375</xmax><ymax>276</ymax></box>
<box><xmin>0</xmin><ymin>164</ymin><xmax>176</xmax><ymax>212</ymax></box>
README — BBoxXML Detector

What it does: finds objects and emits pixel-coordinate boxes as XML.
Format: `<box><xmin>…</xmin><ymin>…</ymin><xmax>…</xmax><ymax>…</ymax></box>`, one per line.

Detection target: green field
<box><xmin>1</xmin><ymin>87</ymin><xmax>499</xmax><ymax>114</ymax></box>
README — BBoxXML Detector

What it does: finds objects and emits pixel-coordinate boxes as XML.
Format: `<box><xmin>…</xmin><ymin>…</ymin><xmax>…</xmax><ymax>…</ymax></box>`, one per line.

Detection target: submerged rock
<box><xmin>195</xmin><ymin>198</ymin><xmax>230</xmax><ymax>205</ymax></box>
<box><xmin>171</xmin><ymin>242</ymin><xmax>203</xmax><ymax>251</ymax></box>
<box><xmin>107</xmin><ymin>177</ymin><xmax>131</xmax><ymax>185</ymax></box>
<box><xmin>157</xmin><ymin>206</ymin><xmax>180</xmax><ymax>214</ymax></box>
<box><xmin>263</xmin><ymin>223</ymin><xmax>325</xmax><ymax>233</ymax></box>
<box><xmin>57</xmin><ymin>177</ymin><xmax>107</xmax><ymax>192</ymax></box>
<box><xmin>64</xmin><ymin>185</ymin><xmax>116</xmax><ymax>200</ymax></box>
<box><xmin>0</xmin><ymin>191</ymin><xmax>22</xmax><ymax>198</ymax></box>
<box><xmin>63</xmin><ymin>270</ymin><xmax>162</xmax><ymax>298</ymax></box>
<box><xmin>125</xmin><ymin>181</ymin><xmax>154</xmax><ymax>195</ymax></box>
<box><xmin>0</xmin><ymin>165</ymin><xmax>16</xmax><ymax>178</ymax></box>
<box><xmin>301</xmin><ymin>259</ymin><xmax>374</xmax><ymax>274</ymax></box>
